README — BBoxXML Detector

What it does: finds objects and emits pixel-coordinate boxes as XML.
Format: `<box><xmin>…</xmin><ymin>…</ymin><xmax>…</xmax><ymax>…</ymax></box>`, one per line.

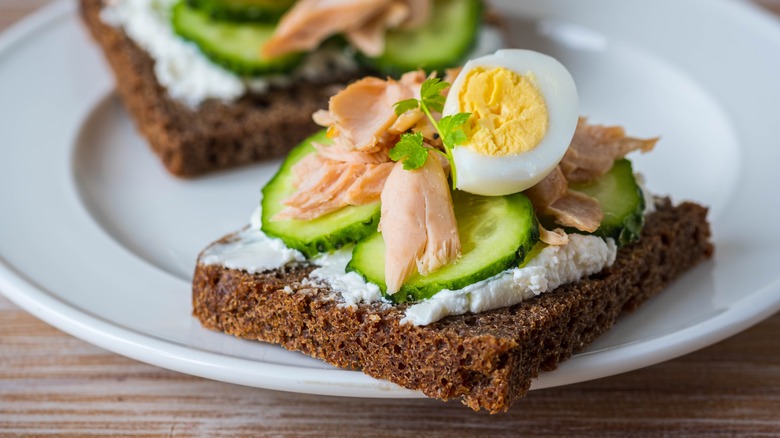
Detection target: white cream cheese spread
<box><xmin>200</xmin><ymin>205</ymin><xmax>619</xmax><ymax>326</ymax></box>
<box><xmin>307</xmin><ymin>250</ymin><xmax>384</xmax><ymax>308</ymax></box>
<box><xmin>199</xmin><ymin>207</ymin><xmax>305</xmax><ymax>272</ymax></box>
<box><xmin>100</xmin><ymin>0</ymin><xmax>504</xmax><ymax>106</ymax></box>
<box><xmin>637</xmin><ymin>173</ymin><xmax>657</xmax><ymax>215</ymax></box>
<box><xmin>101</xmin><ymin>0</ymin><xmax>246</xmax><ymax>106</ymax></box>
<box><xmin>401</xmin><ymin>235</ymin><xmax>617</xmax><ymax>325</ymax></box>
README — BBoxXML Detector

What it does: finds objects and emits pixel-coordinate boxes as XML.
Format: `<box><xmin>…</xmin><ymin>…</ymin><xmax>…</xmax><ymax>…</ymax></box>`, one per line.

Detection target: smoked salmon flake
<box><xmin>263</xmin><ymin>0</ymin><xmax>433</xmax><ymax>58</ymax></box>
<box><xmin>276</xmin><ymin>71</ymin><xmax>429</xmax><ymax>223</ymax></box>
<box><xmin>314</xmin><ymin>71</ymin><xmax>425</xmax><ymax>152</ymax></box>
<box><xmin>561</xmin><ymin>118</ymin><xmax>657</xmax><ymax>183</ymax></box>
<box><xmin>274</xmin><ymin>159</ymin><xmax>393</xmax><ymax>221</ymax></box>
<box><xmin>379</xmin><ymin>153</ymin><xmax>461</xmax><ymax>295</ymax></box>
<box><xmin>524</xmin><ymin>118</ymin><xmax>654</xmax><ymax>235</ymax></box>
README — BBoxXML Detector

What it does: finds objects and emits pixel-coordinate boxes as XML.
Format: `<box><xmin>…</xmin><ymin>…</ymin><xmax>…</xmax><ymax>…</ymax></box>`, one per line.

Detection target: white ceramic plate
<box><xmin>2</xmin><ymin>0</ymin><xmax>780</xmax><ymax>398</ymax></box>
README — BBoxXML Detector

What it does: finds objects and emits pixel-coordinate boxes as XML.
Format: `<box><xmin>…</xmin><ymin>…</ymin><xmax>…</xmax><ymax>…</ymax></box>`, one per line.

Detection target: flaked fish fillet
<box><xmin>561</xmin><ymin>118</ymin><xmax>657</xmax><ymax>183</ymax></box>
<box><xmin>262</xmin><ymin>0</ymin><xmax>390</xmax><ymax>58</ymax></box>
<box><xmin>524</xmin><ymin>165</ymin><xmax>604</xmax><ymax>235</ymax></box>
<box><xmin>276</xmin><ymin>158</ymin><xmax>394</xmax><ymax>221</ymax></box>
<box><xmin>315</xmin><ymin>71</ymin><xmax>425</xmax><ymax>152</ymax></box>
<box><xmin>263</xmin><ymin>0</ymin><xmax>432</xmax><ymax>58</ymax></box>
<box><xmin>379</xmin><ymin>153</ymin><xmax>460</xmax><ymax>295</ymax></box>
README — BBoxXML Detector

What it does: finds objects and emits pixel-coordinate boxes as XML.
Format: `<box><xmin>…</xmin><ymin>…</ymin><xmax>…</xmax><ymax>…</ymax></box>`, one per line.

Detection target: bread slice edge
<box><xmin>192</xmin><ymin>199</ymin><xmax>713</xmax><ymax>412</ymax></box>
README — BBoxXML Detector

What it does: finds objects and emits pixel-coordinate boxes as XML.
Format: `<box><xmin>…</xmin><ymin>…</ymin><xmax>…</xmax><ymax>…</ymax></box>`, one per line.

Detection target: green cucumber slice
<box><xmin>172</xmin><ymin>1</ymin><xmax>303</xmax><ymax>76</ymax></box>
<box><xmin>569</xmin><ymin>159</ymin><xmax>645</xmax><ymax>246</ymax></box>
<box><xmin>362</xmin><ymin>0</ymin><xmax>483</xmax><ymax>76</ymax></box>
<box><xmin>186</xmin><ymin>0</ymin><xmax>295</xmax><ymax>22</ymax></box>
<box><xmin>261</xmin><ymin>131</ymin><xmax>381</xmax><ymax>258</ymax></box>
<box><xmin>347</xmin><ymin>191</ymin><xmax>539</xmax><ymax>303</ymax></box>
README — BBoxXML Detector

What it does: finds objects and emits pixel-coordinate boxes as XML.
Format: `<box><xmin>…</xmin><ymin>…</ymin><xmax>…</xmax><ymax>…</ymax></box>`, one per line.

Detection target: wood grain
<box><xmin>2</xmin><ymin>1</ymin><xmax>780</xmax><ymax>436</ymax></box>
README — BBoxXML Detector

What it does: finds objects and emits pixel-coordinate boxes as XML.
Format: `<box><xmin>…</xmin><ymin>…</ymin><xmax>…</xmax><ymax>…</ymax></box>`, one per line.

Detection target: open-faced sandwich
<box><xmin>81</xmin><ymin>0</ymin><xmax>501</xmax><ymax>176</ymax></box>
<box><xmin>192</xmin><ymin>49</ymin><xmax>714</xmax><ymax>412</ymax></box>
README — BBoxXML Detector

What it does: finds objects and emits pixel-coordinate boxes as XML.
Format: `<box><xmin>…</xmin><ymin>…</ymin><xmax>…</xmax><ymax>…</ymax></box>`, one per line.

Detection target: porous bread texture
<box><xmin>192</xmin><ymin>200</ymin><xmax>714</xmax><ymax>413</ymax></box>
<box><xmin>80</xmin><ymin>0</ymin><xmax>364</xmax><ymax>177</ymax></box>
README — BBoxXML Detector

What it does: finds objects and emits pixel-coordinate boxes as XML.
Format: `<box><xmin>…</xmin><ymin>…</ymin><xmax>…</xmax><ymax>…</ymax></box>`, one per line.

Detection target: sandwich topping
<box><xmin>201</xmin><ymin>49</ymin><xmax>660</xmax><ymax>325</ymax></box>
<box><xmin>445</xmin><ymin>50</ymin><xmax>580</xmax><ymax>196</ymax></box>
<box><xmin>100</xmin><ymin>0</ymin><xmax>502</xmax><ymax>106</ymax></box>
<box><xmin>100</xmin><ymin>0</ymin><xmax>358</xmax><ymax>105</ymax></box>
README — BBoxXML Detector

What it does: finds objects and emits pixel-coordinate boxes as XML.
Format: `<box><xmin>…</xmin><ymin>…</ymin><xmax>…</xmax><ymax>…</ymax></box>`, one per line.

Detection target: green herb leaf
<box><xmin>445</xmin><ymin>130</ymin><xmax>467</xmax><ymax>147</ymax></box>
<box><xmin>438</xmin><ymin>112</ymin><xmax>471</xmax><ymax>149</ymax></box>
<box><xmin>439</xmin><ymin>113</ymin><xmax>471</xmax><ymax>132</ymax></box>
<box><xmin>420</xmin><ymin>78</ymin><xmax>448</xmax><ymax>113</ymax></box>
<box><xmin>390</xmin><ymin>81</ymin><xmax>470</xmax><ymax>185</ymax></box>
<box><xmin>393</xmin><ymin>98</ymin><xmax>420</xmax><ymax>116</ymax></box>
<box><xmin>389</xmin><ymin>132</ymin><xmax>428</xmax><ymax>170</ymax></box>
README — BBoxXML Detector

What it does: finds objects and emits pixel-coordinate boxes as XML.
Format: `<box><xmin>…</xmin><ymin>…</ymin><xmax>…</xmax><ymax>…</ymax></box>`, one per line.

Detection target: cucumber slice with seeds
<box><xmin>569</xmin><ymin>159</ymin><xmax>645</xmax><ymax>246</ymax></box>
<box><xmin>261</xmin><ymin>131</ymin><xmax>381</xmax><ymax>258</ymax></box>
<box><xmin>172</xmin><ymin>1</ymin><xmax>303</xmax><ymax>76</ymax></box>
<box><xmin>347</xmin><ymin>190</ymin><xmax>539</xmax><ymax>303</ymax></box>
<box><xmin>186</xmin><ymin>0</ymin><xmax>295</xmax><ymax>22</ymax></box>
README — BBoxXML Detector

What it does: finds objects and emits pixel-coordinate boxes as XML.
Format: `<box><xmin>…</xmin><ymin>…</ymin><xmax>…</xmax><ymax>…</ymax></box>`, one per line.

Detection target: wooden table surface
<box><xmin>2</xmin><ymin>1</ymin><xmax>780</xmax><ymax>436</ymax></box>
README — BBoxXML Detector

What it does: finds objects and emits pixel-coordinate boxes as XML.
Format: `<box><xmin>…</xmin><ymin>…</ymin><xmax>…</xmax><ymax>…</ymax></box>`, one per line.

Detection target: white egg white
<box><xmin>443</xmin><ymin>49</ymin><xmax>579</xmax><ymax>196</ymax></box>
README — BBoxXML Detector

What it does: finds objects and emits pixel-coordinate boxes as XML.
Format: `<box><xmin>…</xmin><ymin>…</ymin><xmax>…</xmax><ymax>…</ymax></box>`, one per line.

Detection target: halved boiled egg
<box><xmin>443</xmin><ymin>49</ymin><xmax>579</xmax><ymax>196</ymax></box>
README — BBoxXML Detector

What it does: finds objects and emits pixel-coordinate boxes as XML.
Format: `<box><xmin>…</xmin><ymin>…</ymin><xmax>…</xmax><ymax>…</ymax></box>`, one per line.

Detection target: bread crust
<box><xmin>192</xmin><ymin>200</ymin><xmax>713</xmax><ymax>412</ymax></box>
<box><xmin>79</xmin><ymin>0</ymin><xmax>363</xmax><ymax>177</ymax></box>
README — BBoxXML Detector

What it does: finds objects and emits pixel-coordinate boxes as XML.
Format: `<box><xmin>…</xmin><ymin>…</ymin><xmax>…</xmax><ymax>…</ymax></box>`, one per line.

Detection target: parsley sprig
<box><xmin>388</xmin><ymin>132</ymin><xmax>427</xmax><ymax>170</ymax></box>
<box><xmin>389</xmin><ymin>78</ymin><xmax>470</xmax><ymax>187</ymax></box>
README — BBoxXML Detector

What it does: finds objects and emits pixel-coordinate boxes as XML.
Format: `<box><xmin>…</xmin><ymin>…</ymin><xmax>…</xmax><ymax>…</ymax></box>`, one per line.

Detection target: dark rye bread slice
<box><xmin>80</xmin><ymin>0</ymin><xmax>364</xmax><ymax>177</ymax></box>
<box><xmin>192</xmin><ymin>199</ymin><xmax>713</xmax><ymax>412</ymax></box>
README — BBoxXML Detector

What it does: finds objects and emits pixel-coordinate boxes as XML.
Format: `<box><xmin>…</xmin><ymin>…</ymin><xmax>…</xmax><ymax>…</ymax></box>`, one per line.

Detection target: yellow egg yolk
<box><xmin>458</xmin><ymin>66</ymin><xmax>549</xmax><ymax>156</ymax></box>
